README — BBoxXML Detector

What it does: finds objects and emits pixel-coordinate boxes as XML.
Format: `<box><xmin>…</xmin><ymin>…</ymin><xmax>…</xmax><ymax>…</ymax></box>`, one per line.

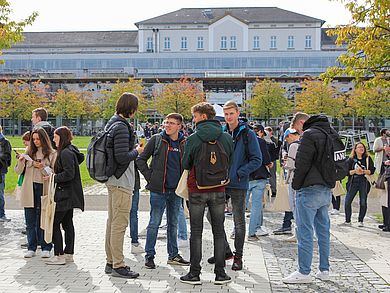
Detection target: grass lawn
<box><xmin>4</xmin><ymin>136</ymin><xmax>94</xmax><ymax>194</ymax></box>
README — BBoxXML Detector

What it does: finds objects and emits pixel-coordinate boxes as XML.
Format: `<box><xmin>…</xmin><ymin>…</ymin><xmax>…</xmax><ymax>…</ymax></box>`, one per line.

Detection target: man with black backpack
<box><xmin>31</xmin><ymin>108</ymin><xmax>56</xmax><ymax>149</ymax></box>
<box><xmin>0</xmin><ymin>125</ymin><xmax>12</xmax><ymax>222</ymax></box>
<box><xmin>179</xmin><ymin>102</ymin><xmax>233</xmax><ymax>285</ymax></box>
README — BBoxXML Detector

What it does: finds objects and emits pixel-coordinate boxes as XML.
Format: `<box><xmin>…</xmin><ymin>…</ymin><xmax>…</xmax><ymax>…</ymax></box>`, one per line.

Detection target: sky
<box><xmin>8</xmin><ymin>0</ymin><xmax>352</xmax><ymax>32</ymax></box>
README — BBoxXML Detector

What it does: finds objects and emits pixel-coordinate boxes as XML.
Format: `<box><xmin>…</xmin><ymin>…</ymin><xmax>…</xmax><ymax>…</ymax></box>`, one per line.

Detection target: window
<box><xmin>253</xmin><ymin>36</ymin><xmax>260</xmax><ymax>49</ymax></box>
<box><xmin>220</xmin><ymin>36</ymin><xmax>227</xmax><ymax>49</ymax></box>
<box><xmin>164</xmin><ymin>37</ymin><xmax>170</xmax><ymax>50</ymax></box>
<box><xmin>230</xmin><ymin>36</ymin><xmax>237</xmax><ymax>49</ymax></box>
<box><xmin>270</xmin><ymin>36</ymin><xmax>277</xmax><ymax>49</ymax></box>
<box><xmin>305</xmin><ymin>35</ymin><xmax>312</xmax><ymax>48</ymax></box>
<box><xmin>197</xmin><ymin>36</ymin><xmax>204</xmax><ymax>49</ymax></box>
<box><xmin>181</xmin><ymin>37</ymin><xmax>187</xmax><ymax>49</ymax></box>
<box><xmin>288</xmin><ymin>36</ymin><xmax>294</xmax><ymax>49</ymax></box>
<box><xmin>146</xmin><ymin>37</ymin><xmax>153</xmax><ymax>51</ymax></box>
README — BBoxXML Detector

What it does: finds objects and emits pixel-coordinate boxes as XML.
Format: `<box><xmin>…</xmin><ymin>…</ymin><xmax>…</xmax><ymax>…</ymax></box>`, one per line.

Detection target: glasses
<box><xmin>164</xmin><ymin>121</ymin><xmax>180</xmax><ymax>126</ymax></box>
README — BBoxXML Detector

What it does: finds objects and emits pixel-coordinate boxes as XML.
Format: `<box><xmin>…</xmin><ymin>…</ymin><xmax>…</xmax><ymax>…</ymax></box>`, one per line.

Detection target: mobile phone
<box><xmin>139</xmin><ymin>137</ymin><xmax>146</xmax><ymax>147</ymax></box>
<box><xmin>13</xmin><ymin>149</ymin><xmax>20</xmax><ymax>155</ymax></box>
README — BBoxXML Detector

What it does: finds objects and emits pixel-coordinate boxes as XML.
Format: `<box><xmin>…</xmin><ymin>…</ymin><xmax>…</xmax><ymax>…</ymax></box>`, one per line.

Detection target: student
<box><xmin>0</xmin><ymin>125</ymin><xmax>12</xmax><ymax>222</ymax></box>
<box><xmin>31</xmin><ymin>107</ymin><xmax>56</xmax><ymax>149</ymax></box>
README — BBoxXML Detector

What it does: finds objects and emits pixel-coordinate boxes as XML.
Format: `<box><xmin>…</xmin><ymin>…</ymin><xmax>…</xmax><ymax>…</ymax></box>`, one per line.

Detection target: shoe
<box><xmin>0</xmin><ymin>216</ymin><xmax>11</xmax><ymax>222</ymax></box>
<box><xmin>214</xmin><ymin>272</ymin><xmax>232</xmax><ymax>285</ymax></box>
<box><xmin>330</xmin><ymin>209</ymin><xmax>340</xmax><ymax>215</ymax></box>
<box><xmin>178</xmin><ymin>239</ymin><xmax>189</xmax><ymax>248</ymax></box>
<box><xmin>41</xmin><ymin>250</ymin><xmax>51</xmax><ymax>258</ymax></box>
<box><xmin>248</xmin><ymin>235</ymin><xmax>259</xmax><ymax>241</ymax></box>
<box><xmin>64</xmin><ymin>253</ymin><xmax>74</xmax><ymax>263</ymax></box>
<box><xmin>285</xmin><ymin>235</ymin><xmax>297</xmax><ymax>243</ymax></box>
<box><xmin>45</xmin><ymin>255</ymin><xmax>66</xmax><ymax>265</ymax></box>
<box><xmin>246</xmin><ymin>214</ymin><xmax>251</xmax><ymax>218</ymax></box>
<box><xmin>131</xmin><ymin>243</ymin><xmax>144</xmax><ymax>254</ymax></box>
<box><xmin>315</xmin><ymin>270</ymin><xmax>330</xmax><ymax>281</ymax></box>
<box><xmin>282</xmin><ymin>271</ymin><xmax>312</xmax><ymax>284</ymax></box>
<box><xmin>382</xmin><ymin>226</ymin><xmax>390</xmax><ymax>232</ymax></box>
<box><xmin>340</xmin><ymin>221</ymin><xmax>352</xmax><ymax>226</ymax></box>
<box><xmin>145</xmin><ymin>257</ymin><xmax>156</xmax><ymax>269</ymax></box>
<box><xmin>180</xmin><ymin>272</ymin><xmax>201</xmax><ymax>285</ymax></box>
<box><xmin>24</xmin><ymin>250</ymin><xmax>36</xmax><ymax>258</ymax></box>
<box><xmin>105</xmin><ymin>263</ymin><xmax>113</xmax><ymax>274</ymax></box>
<box><xmin>111</xmin><ymin>266</ymin><xmax>139</xmax><ymax>279</ymax></box>
<box><xmin>231</xmin><ymin>254</ymin><xmax>242</xmax><ymax>271</ymax></box>
<box><xmin>207</xmin><ymin>251</ymin><xmax>234</xmax><ymax>264</ymax></box>
<box><xmin>358</xmin><ymin>221</ymin><xmax>364</xmax><ymax>227</ymax></box>
<box><xmin>378</xmin><ymin>224</ymin><xmax>385</xmax><ymax>229</ymax></box>
<box><xmin>256</xmin><ymin>228</ymin><xmax>269</xmax><ymax>236</ymax></box>
<box><xmin>20</xmin><ymin>243</ymin><xmax>28</xmax><ymax>249</ymax></box>
<box><xmin>271</xmin><ymin>192</ymin><xmax>276</xmax><ymax>198</ymax></box>
<box><xmin>167</xmin><ymin>254</ymin><xmax>190</xmax><ymax>266</ymax></box>
<box><xmin>230</xmin><ymin>232</ymin><xmax>235</xmax><ymax>239</ymax></box>
<box><xmin>273</xmin><ymin>227</ymin><xmax>292</xmax><ymax>235</ymax></box>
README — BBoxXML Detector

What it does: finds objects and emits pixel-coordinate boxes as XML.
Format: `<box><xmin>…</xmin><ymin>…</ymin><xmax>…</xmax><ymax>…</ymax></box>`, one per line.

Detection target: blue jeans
<box><xmin>344</xmin><ymin>178</ymin><xmax>369</xmax><ymax>223</ymax></box>
<box><xmin>296</xmin><ymin>185</ymin><xmax>331</xmax><ymax>275</ymax></box>
<box><xmin>129</xmin><ymin>189</ymin><xmax>140</xmax><ymax>244</ymax></box>
<box><xmin>248</xmin><ymin>179</ymin><xmax>268</xmax><ymax>236</ymax></box>
<box><xmin>0</xmin><ymin>174</ymin><xmax>5</xmax><ymax>218</ymax></box>
<box><xmin>178</xmin><ymin>202</ymin><xmax>188</xmax><ymax>240</ymax></box>
<box><xmin>145</xmin><ymin>191</ymin><xmax>181</xmax><ymax>259</ymax></box>
<box><xmin>24</xmin><ymin>183</ymin><xmax>53</xmax><ymax>252</ymax></box>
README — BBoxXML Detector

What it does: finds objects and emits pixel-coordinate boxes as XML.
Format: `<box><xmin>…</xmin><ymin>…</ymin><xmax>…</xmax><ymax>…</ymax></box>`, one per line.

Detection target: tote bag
<box><xmin>175</xmin><ymin>170</ymin><xmax>189</xmax><ymax>201</ymax></box>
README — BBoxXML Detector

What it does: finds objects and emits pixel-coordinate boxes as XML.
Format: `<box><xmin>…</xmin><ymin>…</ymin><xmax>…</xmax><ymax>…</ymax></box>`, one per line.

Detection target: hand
<box><xmin>136</xmin><ymin>144</ymin><xmax>144</xmax><ymax>154</ymax></box>
<box><xmin>355</xmin><ymin>167</ymin><xmax>364</xmax><ymax>175</ymax></box>
<box><xmin>384</xmin><ymin>145</ymin><xmax>390</xmax><ymax>154</ymax></box>
<box><xmin>32</xmin><ymin>161</ymin><xmax>44</xmax><ymax>169</ymax></box>
<box><xmin>385</xmin><ymin>160</ymin><xmax>390</xmax><ymax>166</ymax></box>
<box><xmin>42</xmin><ymin>175</ymin><xmax>50</xmax><ymax>181</ymax></box>
<box><xmin>18</xmin><ymin>155</ymin><xmax>25</xmax><ymax>162</ymax></box>
<box><xmin>267</xmin><ymin>162</ymin><xmax>274</xmax><ymax>169</ymax></box>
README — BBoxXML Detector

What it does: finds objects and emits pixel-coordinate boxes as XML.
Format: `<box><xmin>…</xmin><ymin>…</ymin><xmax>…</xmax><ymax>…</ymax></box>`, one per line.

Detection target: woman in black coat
<box><xmin>45</xmin><ymin>126</ymin><xmax>84</xmax><ymax>265</ymax></box>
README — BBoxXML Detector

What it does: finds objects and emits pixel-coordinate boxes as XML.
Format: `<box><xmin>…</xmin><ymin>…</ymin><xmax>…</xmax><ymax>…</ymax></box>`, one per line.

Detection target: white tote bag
<box><xmin>175</xmin><ymin>170</ymin><xmax>189</xmax><ymax>201</ymax></box>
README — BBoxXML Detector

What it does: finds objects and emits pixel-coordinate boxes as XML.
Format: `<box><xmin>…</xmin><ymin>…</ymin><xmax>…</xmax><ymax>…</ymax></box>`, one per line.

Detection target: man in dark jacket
<box><xmin>104</xmin><ymin>93</ymin><xmax>143</xmax><ymax>279</ymax></box>
<box><xmin>31</xmin><ymin>107</ymin><xmax>56</xmax><ymax>149</ymax></box>
<box><xmin>137</xmin><ymin>113</ymin><xmax>189</xmax><ymax>270</ymax></box>
<box><xmin>179</xmin><ymin>102</ymin><xmax>233</xmax><ymax>285</ymax></box>
<box><xmin>283</xmin><ymin>115</ymin><xmax>334</xmax><ymax>284</ymax></box>
<box><xmin>0</xmin><ymin>125</ymin><xmax>11</xmax><ymax>222</ymax></box>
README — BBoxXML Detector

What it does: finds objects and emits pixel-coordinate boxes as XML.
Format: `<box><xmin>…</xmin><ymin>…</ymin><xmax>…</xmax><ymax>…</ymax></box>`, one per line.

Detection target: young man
<box><xmin>180</xmin><ymin>102</ymin><xmax>234</xmax><ymax>285</ymax></box>
<box><xmin>264</xmin><ymin>126</ymin><xmax>281</xmax><ymax>197</ymax></box>
<box><xmin>31</xmin><ymin>108</ymin><xmax>56</xmax><ymax>148</ymax></box>
<box><xmin>209</xmin><ymin>100</ymin><xmax>261</xmax><ymax>271</ymax></box>
<box><xmin>137</xmin><ymin>113</ymin><xmax>189</xmax><ymax>269</ymax></box>
<box><xmin>0</xmin><ymin>125</ymin><xmax>12</xmax><ymax>222</ymax></box>
<box><xmin>104</xmin><ymin>93</ymin><xmax>143</xmax><ymax>279</ymax></box>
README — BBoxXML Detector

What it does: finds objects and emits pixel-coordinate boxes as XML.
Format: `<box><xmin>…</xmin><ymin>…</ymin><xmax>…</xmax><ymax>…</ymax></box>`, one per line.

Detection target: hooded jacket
<box><xmin>249</xmin><ymin>136</ymin><xmax>271</xmax><ymax>181</ymax></box>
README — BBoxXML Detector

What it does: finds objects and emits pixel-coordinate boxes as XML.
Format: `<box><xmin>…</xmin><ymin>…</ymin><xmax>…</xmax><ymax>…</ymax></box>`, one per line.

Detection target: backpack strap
<box><xmin>153</xmin><ymin>134</ymin><xmax>162</xmax><ymax>157</ymax></box>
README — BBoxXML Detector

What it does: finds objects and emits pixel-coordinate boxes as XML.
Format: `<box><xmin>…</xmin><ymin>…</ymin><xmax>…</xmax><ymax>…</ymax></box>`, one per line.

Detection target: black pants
<box><xmin>345</xmin><ymin>178</ymin><xmax>369</xmax><ymax>223</ymax></box>
<box><xmin>332</xmin><ymin>195</ymin><xmax>341</xmax><ymax>210</ymax></box>
<box><xmin>282</xmin><ymin>211</ymin><xmax>294</xmax><ymax>229</ymax></box>
<box><xmin>382</xmin><ymin>178</ymin><xmax>390</xmax><ymax>227</ymax></box>
<box><xmin>52</xmin><ymin>209</ymin><xmax>74</xmax><ymax>256</ymax></box>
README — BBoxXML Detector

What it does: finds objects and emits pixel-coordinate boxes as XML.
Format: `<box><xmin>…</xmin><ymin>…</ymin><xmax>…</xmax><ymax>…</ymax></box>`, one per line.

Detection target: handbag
<box><xmin>175</xmin><ymin>170</ymin><xmax>189</xmax><ymax>201</ymax></box>
<box><xmin>270</xmin><ymin>170</ymin><xmax>290</xmax><ymax>212</ymax></box>
<box><xmin>332</xmin><ymin>181</ymin><xmax>345</xmax><ymax>197</ymax></box>
<box><xmin>376</xmin><ymin>173</ymin><xmax>386</xmax><ymax>190</ymax></box>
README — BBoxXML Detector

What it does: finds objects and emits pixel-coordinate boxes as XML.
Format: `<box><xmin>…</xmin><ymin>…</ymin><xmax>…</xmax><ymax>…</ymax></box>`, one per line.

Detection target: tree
<box><xmin>247</xmin><ymin>79</ymin><xmax>291</xmax><ymax>122</ymax></box>
<box><xmin>49</xmin><ymin>89</ymin><xmax>87</xmax><ymax>118</ymax></box>
<box><xmin>347</xmin><ymin>86</ymin><xmax>390</xmax><ymax>118</ymax></box>
<box><xmin>321</xmin><ymin>0</ymin><xmax>390</xmax><ymax>88</ymax></box>
<box><xmin>295</xmin><ymin>79</ymin><xmax>345</xmax><ymax>118</ymax></box>
<box><xmin>154</xmin><ymin>77</ymin><xmax>205</xmax><ymax>120</ymax></box>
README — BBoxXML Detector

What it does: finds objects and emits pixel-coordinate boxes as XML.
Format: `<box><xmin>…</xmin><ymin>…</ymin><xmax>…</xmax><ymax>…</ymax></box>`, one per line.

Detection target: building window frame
<box><xmin>220</xmin><ymin>36</ymin><xmax>227</xmax><ymax>50</ymax></box>
<box><xmin>146</xmin><ymin>37</ymin><xmax>153</xmax><ymax>52</ymax></box>
<box><xmin>270</xmin><ymin>36</ymin><xmax>277</xmax><ymax>49</ymax></box>
<box><xmin>305</xmin><ymin>35</ymin><xmax>312</xmax><ymax>49</ymax></box>
<box><xmin>181</xmin><ymin>36</ymin><xmax>187</xmax><ymax>50</ymax></box>
<box><xmin>197</xmin><ymin>36</ymin><xmax>204</xmax><ymax>50</ymax></box>
<box><xmin>288</xmin><ymin>35</ymin><xmax>294</xmax><ymax>49</ymax></box>
<box><xmin>253</xmin><ymin>36</ymin><xmax>260</xmax><ymax>49</ymax></box>
<box><xmin>230</xmin><ymin>36</ymin><xmax>237</xmax><ymax>50</ymax></box>
<box><xmin>164</xmin><ymin>37</ymin><xmax>170</xmax><ymax>50</ymax></box>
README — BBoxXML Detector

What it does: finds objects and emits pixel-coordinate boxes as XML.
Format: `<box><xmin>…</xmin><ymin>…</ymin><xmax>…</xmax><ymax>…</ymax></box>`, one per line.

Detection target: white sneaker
<box><xmin>358</xmin><ymin>221</ymin><xmax>364</xmax><ymax>227</ymax></box>
<box><xmin>285</xmin><ymin>235</ymin><xmax>297</xmax><ymax>243</ymax></box>
<box><xmin>64</xmin><ymin>253</ymin><xmax>74</xmax><ymax>263</ymax></box>
<box><xmin>230</xmin><ymin>233</ymin><xmax>235</xmax><ymax>239</ymax></box>
<box><xmin>315</xmin><ymin>270</ymin><xmax>330</xmax><ymax>281</ymax></box>
<box><xmin>131</xmin><ymin>243</ymin><xmax>144</xmax><ymax>254</ymax></box>
<box><xmin>45</xmin><ymin>255</ymin><xmax>66</xmax><ymax>265</ymax></box>
<box><xmin>41</xmin><ymin>250</ymin><xmax>51</xmax><ymax>258</ymax></box>
<box><xmin>256</xmin><ymin>228</ymin><xmax>269</xmax><ymax>237</ymax></box>
<box><xmin>330</xmin><ymin>209</ymin><xmax>340</xmax><ymax>215</ymax></box>
<box><xmin>282</xmin><ymin>271</ymin><xmax>312</xmax><ymax>284</ymax></box>
<box><xmin>178</xmin><ymin>239</ymin><xmax>189</xmax><ymax>248</ymax></box>
<box><xmin>340</xmin><ymin>221</ymin><xmax>352</xmax><ymax>226</ymax></box>
<box><xmin>24</xmin><ymin>250</ymin><xmax>36</xmax><ymax>258</ymax></box>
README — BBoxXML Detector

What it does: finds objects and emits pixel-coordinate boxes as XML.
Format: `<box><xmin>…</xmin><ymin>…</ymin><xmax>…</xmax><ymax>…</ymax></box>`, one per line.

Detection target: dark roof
<box><xmin>13</xmin><ymin>31</ymin><xmax>138</xmax><ymax>48</ymax></box>
<box><xmin>321</xmin><ymin>28</ymin><xmax>338</xmax><ymax>45</ymax></box>
<box><xmin>136</xmin><ymin>7</ymin><xmax>324</xmax><ymax>26</ymax></box>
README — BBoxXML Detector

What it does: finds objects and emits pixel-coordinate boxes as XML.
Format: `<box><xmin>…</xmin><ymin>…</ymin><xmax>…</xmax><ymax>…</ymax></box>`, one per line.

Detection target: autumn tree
<box><xmin>154</xmin><ymin>77</ymin><xmax>205</xmax><ymax>120</ymax></box>
<box><xmin>347</xmin><ymin>86</ymin><xmax>389</xmax><ymax>119</ymax></box>
<box><xmin>247</xmin><ymin>79</ymin><xmax>291</xmax><ymax>123</ymax></box>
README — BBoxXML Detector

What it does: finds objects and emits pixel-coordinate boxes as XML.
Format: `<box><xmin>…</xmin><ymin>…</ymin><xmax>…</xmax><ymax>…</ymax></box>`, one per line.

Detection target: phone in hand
<box><xmin>139</xmin><ymin>137</ymin><xmax>146</xmax><ymax>147</ymax></box>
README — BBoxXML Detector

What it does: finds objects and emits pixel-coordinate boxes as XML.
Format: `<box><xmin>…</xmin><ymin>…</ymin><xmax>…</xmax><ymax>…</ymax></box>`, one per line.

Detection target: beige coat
<box><xmin>15</xmin><ymin>149</ymin><xmax>56</xmax><ymax>208</ymax></box>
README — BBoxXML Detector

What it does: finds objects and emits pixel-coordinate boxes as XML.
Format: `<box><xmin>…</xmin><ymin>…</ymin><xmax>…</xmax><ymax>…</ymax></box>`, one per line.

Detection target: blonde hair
<box><xmin>223</xmin><ymin>100</ymin><xmax>239</xmax><ymax>111</ymax></box>
<box><xmin>290</xmin><ymin>112</ymin><xmax>309</xmax><ymax>128</ymax></box>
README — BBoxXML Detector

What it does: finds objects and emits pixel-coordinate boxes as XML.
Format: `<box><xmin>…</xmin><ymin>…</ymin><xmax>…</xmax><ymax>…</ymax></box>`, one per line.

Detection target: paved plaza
<box><xmin>1</xmin><ymin>185</ymin><xmax>390</xmax><ymax>292</ymax></box>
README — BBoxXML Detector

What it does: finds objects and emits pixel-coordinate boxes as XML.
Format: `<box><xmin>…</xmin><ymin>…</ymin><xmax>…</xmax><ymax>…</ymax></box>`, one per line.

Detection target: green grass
<box><xmin>4</xmin><ymin>136</ymin><xmax>94</xmax><ymax>194</ymax></box>
<box><xmin>373</xmin><ymin>213</ymin><xmax>384</xmax><ymax>223</ymax></box>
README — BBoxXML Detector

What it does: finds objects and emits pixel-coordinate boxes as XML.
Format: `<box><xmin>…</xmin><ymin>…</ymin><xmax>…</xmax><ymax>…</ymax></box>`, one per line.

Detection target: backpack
<box><xmin>312</xmin><ymin>126</ymin><xmax>349</xmax><ymax>186</ymax></box>
<box><xmin>195</xmin><ymin>133</ymin><xmax>230</xmax><ymax>189</ymax></box>
<box><xmin>86</xmin><ymin>121</ymin><xmax>125</xmax><ymax>183</ymax></box>
<box><xmin>0</xmin><ymin>138</ymin><xmax>11</xmax><ymax>169</ymax></box>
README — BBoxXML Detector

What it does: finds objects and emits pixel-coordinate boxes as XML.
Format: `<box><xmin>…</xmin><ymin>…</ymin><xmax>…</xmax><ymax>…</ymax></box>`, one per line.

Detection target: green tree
<box><xmin>247</xmin><ymin>79</ymin><xmax>291</xmax><ymax>122</ymax></box>
<box><xmin>347</xmin><ymin>86</ymin><xmax>390</xmax><ymax>118</ymax></box>
<box><xmin>49</xmin><ymin>89</ymin><xmax>87</xmax><ymax>118</ymax></box>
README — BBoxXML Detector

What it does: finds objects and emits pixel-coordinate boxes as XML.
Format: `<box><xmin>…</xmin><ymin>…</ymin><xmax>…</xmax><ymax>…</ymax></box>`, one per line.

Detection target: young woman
<box><xmin>15</xmin><ymin>128</ymin><xmax>56</xmax><ymax>258</ymax></box>
<box><xmin>344</xmin><ymin>142</ymin><xmax>375</xmax><ymax>226</ymax></box>
<box><xmin>45</xmin><ymin>126</ymin><xmax>84</xmax><ymax>265</ymax></box>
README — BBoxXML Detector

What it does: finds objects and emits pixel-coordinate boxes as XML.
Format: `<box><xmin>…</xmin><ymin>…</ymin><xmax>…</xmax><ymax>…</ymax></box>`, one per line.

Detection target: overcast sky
<box><xmin>8</xmin><ymin>0</ymin><xmax>351</xmax><ymax>32</ymax></box>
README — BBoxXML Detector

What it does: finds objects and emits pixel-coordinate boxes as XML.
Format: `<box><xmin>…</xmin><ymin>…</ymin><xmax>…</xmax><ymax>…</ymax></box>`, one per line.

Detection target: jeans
<box><xmin>288</xmin><ymin>183</ymin><xmax>297</xmax><ymax>220</ymax></box>
<box><xmin>248</xmin><ymin>179</ymin><xmax>268</xmax><ymax>236</ymax></box>
<box><xmin>52</xmin><ymin>209</ymin><xmax>74</xmax><ymax>256</ymax></box>
<box><xmin>129</xmin><ymin>189</ymin><xmax>140</xmax><ymax>244</ymax></box>
<box><xmin>0</xmin><ymin>174</ymin><xmax>5</xmax><ymax>218</ymax></box>
<box><xmin>145</xmin><ymin>191</ymin><xmax>181</xmax><ymax>259</ymax></box>
<box><xmin>178</xmin><ymin>203</ymin><xmax>188</xmax><ymax>241</ymax></box>
<box><xmin>345</xmin><ymin>178</ymin><xmax>369</xmax><ymax>222</ymax></box>
<box><xmin>296</xmin><ymin>185</ymin><xmax>331</xmax><ymax>275</ymax></box>
<box><xmin>189</xmin><ymin>192</ymin><xmax>226</xmax><ymax>275</ymax></box>
<box><xmin>24</xmin><ymin>183</ymin><xmax>53</xmax><ymax>252</ymax></box>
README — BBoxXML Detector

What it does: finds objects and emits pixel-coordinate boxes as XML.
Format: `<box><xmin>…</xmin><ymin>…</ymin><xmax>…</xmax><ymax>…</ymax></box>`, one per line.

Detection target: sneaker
<box><xmin>330</xmin><ymin>209</ymin><xmax>340</xmax><ymax>215</ymax></box>
<box><xmin>358</xmin><ymin>221</ymin><xmax>364</xmax><ymax>227</ymax></box>
<box><xmin>145</xmin><ymin>257</ymin><xmax>156</xmax><ymax>269</ymax></box>
<box><xmin>340</xmin><ymin>221</ymin><xmax>352</xmax><ymax>226</ymax></box>
<box><xmin>180</xmin><ymin>272</ymin><xmax>201</xmax><ymax>285</ymax></box>
<box><xmin>20</xmin><ymin>243</ymin><xmax>28</xmax><ymax>249</ymax></box>
<box><xmin>382</xmin><ymin>226</ymin><xmax>390</xmax><ymax>232</ymax></box>
<box><xmin>214</xmin><ymin>272</ymin><xmax>232</xmax><ymax>285</ymax></box>
<box><xmin>273</xmin><ymin>227</ymin><xmax>292</xmax><ymax>235</ymax></box>
<box><xmin>315</xmin><ymin>270</ymin><xmax>330</xmax><ymax>281</ymax></box>
<box><xmin>230</xmin><ymin>232</ymin><xmax>235</xmax><ymax>239</ymax></box>
<box><xmin>0</xmin><ymin>216</ymin><xmax>11</xmax><ymax>222</ymax></box>
<box><xmin>24</xmin><ymin>250</ymin><xmax>36</xmax><ymax>258</ymax></box>
<box><xmin>207</xmin><ymin>251</ymin><xmax>234</xmax><ymax>264</ymax></box>
<box><xmin>178</xmin><ymin>239</ymin><xmax>189</xmax><ymax>248</ymax></box>
<box><xmin>21</xmin><ymin>230</ymin><xmax>27</xmax><ymax>235</ymax></box>
<box><xmin>256</xmin><ymin>228</ymin><xmax>269</xmax><ymax>237</ymax></box>
<box><xmin>167</xmin><ymin>254</ymin><xmax>190</xmax><ymax>266</ymax></box>
<box><xmin>282</xmin><ymin>271</ymin><xmax>312</xmax><ymax>284</ymax></box>
<box><xmin>111</xmin><ymin>266</ymin><xmax>139</xmax><ymax>279</ymax></box>
<box><xmin>41</xmin><ymin>250</ymin><xmax>51</xmax><ymax>258</ymax></box>
<box><xmin>131</xmin><ymin>243</ymin><xmax>144</xmax><ymax>254</ymax></box>
<box><xmin>105</xmin><ymin>263</ymin><xmax>113</xmax><ymax>274</ymax></box>
<box><xmin>285</xmin><ymin>235</ymin><xmax>297</xmax><ymax>243</ymax></box>
<box><xmin>45</xmin><ymin>255</ymin><xmax>66</xmax><ymax>265</ymax></box>
<box><xmin>248</xmin><ymin>235</ymin><xmax>259</xmax><ymax>241</ymax></box>
<box><xmin>378</xmin><ymin>224</ymin><xmax>385</xmax><ymax>229</ymax></box>
<box><xmin>64</xmin><ymin>254</ymin><xmax>74</xmax><ymax>263</ymax></box>
<box><xmin>231</xmin><ymin>255</ymin><xmax>242</xmax><ymax>271</ymax></box>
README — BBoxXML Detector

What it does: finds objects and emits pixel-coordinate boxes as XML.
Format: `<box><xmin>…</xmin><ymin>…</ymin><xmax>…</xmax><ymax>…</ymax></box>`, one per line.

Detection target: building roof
<box><xmin>136</xmin><ymin>7</ymin><xmax>324</xmax><ymax>26</ymax></box>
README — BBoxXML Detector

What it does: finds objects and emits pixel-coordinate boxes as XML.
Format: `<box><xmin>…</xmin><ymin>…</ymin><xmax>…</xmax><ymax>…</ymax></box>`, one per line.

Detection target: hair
<box><xmin>165</xmin><ymin>113</ymin><xmax>183</xmax><ymax>124</ymax></box>
<box><xmin>0</xmin><ymin>125</ymin><xmax>2</xmax><ymax>133</ymax></box>
<box><xmin>191</xmin><ymin>102</ymin><xmax>216</xmax><ymax>119</ymax></box>
<box><xmin>380</xmin><ymin>128</ymin><xmax>388</xmax><ymax>136</ymax></box>
<box><xmin>27</xmin><ymin>128</ymin><xmax>54</xmax><ymax>159</ymax></box>
<box><xmin>264</xmin><ymin>126</ymin><xmax>273</xmax><ymax>133</ymax></box>
<box><xmin>290</xmin><ymin>112</ymin><xmax>310</xmax><ymax>128</ymax></box>
<box><xmin>223</xmin><ymin>100</ymin><xmax>239</xmax><ymax>111</ymax></box>
<box><xmin>54</xmin><ymin>126</ymin><xmax>73</xmax><ymax>152</ymax></box>
<box><xmin>350</xmin><ymin>141</ymin><xmax>369</xmax><ymax>159</ymax></box>
<box><xmin>116</xmin><ymin>93</ymin><xmax>138</xmax><ymax>118</ymax></box>
<box><xmin>22</xmin><ymin>131</ymin><xmax>31</xmax><ymax>142</ymax></box>
<box><xmin>32</xmin><ymin>108</ymin><xmax>48</xmax><ymax>121</ymax></box>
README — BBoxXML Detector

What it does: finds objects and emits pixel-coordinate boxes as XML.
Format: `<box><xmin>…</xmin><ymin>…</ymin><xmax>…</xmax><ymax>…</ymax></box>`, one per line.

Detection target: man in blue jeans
<box><xmin>137</xmin><ymin>113</ymin><xmax>189</xmax><ymax>269</ymax></box>
<box><xmin>283</xmin><ymin>115</ymin><xmax>336</xmax><ymax>284</ymax></box>
<box><xmin>0</xmin><ymin>125</ymin><xmax>12</xmax><ymax>222</ymax></box>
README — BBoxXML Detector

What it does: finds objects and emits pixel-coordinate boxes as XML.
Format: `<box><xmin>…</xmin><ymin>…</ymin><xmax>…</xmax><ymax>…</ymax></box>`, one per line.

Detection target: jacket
<box><xmin>136</xmin><ymin>131</ymin><xmax>186</xmax><ymax>193</ymax></box>
<box><xmin>54</xmin><ymin>144</ymin><xmax>85</xmax><ymax>212</ymax></box>
<box><xmin>0</xmin><ymin>135</ymin><xmax>11</xmax><ymax>175</ymax></box>
<box><xmin>249</xmin><ymin>137</ymin><xmax>271</xmax><ymax>181</ymax></box>
<box><xmin>223</xmin><ymin>122</ymin><xmax>262</xmax><ymax>190</ymax></box>
<box><xmin>373</xmin><ymin>136</ymin><xmax>389</xmax><ymax>172</ymax></box>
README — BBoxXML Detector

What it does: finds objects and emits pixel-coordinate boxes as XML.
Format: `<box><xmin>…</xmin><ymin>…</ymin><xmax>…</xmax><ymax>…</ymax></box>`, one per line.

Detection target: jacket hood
<box><xmin>303</xmin><ymin>115</ymin><xmax>331</xmax><ymax>132</ymax></box>
<box><xmin>67</xmin><ymin>144</ymin><xmax>85</xmax><ymax>164</ymax></box>
<box><xmin>161</xmin><ymin>130</ymin><xmax>185</xmax><ymax>143</ymax></box>
<box><xmin>195</xmin><ymin>120</ymin><xmax>223</xmax><ymax>142</ymax></box>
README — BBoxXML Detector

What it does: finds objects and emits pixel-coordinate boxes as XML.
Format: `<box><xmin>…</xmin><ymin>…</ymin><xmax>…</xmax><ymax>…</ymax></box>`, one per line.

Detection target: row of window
<box><xmin>147</xmin><ymin>35</ymin><xmax>313</xmax><ymax>51</ymax></box>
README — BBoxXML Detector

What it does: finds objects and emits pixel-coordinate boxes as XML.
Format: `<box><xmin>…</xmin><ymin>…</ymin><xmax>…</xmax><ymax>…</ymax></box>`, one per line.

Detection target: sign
<box><xmin>206</xmin><ymin>92</ymin><xmax>243</xmax><ymax>104</ymax></box>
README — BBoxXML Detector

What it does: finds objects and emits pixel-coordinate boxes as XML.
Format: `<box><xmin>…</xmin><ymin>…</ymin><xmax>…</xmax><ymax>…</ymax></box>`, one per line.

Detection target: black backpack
<box><xmin>195</xmin><ymin>134</ymin><xmax>230</xmax><ymax>189</ymax></box>
<box><xmin>86</xmin><ymin>121</ymin><xmax>125</xmax><ymax>183</ymax></box>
